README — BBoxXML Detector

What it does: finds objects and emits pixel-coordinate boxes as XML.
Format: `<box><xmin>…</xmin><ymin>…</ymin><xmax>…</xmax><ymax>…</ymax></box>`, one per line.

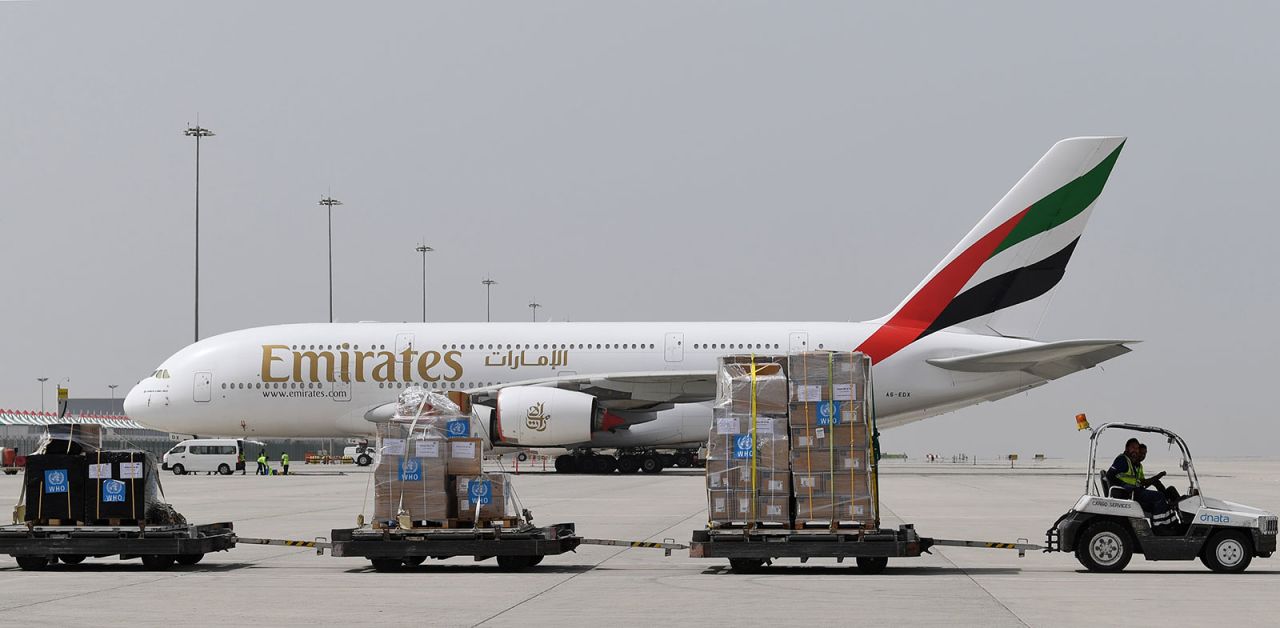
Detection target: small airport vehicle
<box><xmin>329</xmin><ymin>522</ymin><xmax>581</xmax><ymax>572</ymax></box>
<box><xmin>342</xmin><ymin>443</ymin><xmax>375</xmax><ymax>466</ymax></box>
<box><xmin>1047</xmin><ymin>422</ymin><xmax>1278</xmax><ymax>573</ymax></box>
<box><xmin>0</xmin><ymin>522</ymin><xmax>237</xmax><ymax>570</ymax></box>
<box><xmin>162</xmin><ymin>438</ymin><xmax>261</xmax><ymax>475</ymax></box>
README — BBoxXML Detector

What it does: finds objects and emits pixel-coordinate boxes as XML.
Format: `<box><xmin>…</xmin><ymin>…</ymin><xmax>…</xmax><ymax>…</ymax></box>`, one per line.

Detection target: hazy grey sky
<box><xmin>2</xmin><ymin>2</ymin><xmax>1276</xmax><ymax>456</ymax></box>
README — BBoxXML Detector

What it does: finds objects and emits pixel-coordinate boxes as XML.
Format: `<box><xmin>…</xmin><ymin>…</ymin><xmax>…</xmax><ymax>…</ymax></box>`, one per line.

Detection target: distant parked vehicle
<box><xmin>163</xmin><ymin>438</ymin><xmax>263</xmax><ymax>475</ymax></box>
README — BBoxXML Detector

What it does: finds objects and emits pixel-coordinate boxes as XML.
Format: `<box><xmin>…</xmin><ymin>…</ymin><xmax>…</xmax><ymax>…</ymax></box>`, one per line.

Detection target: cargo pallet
<box><xmin>0</xmin><ymin>522</ymin><xmax>237</xmax><ymax>571</ymax></box>
<box><xmin>690</xmin><ymin>524</ymin><xmax>1040</xmax><ymax>573</ymax></box>
<box><xmin>330</xmin><ymin>522</ymin><xmax>581</xmax><ymax>572</ymax></box>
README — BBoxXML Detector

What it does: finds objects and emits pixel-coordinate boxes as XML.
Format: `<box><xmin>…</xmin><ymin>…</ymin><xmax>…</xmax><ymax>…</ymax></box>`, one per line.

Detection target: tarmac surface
<box><xmin>1</xmin><ymin>458</ymin><xmax>1277</xmax><ymax>627</ymax></box>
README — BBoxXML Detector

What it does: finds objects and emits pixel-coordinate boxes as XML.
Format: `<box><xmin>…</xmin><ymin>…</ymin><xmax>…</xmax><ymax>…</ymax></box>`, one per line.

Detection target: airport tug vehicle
<box><xmin>1046</xmin><ymin>420</ymin><xmax>1277</xmax><ymax>573</ymax></box>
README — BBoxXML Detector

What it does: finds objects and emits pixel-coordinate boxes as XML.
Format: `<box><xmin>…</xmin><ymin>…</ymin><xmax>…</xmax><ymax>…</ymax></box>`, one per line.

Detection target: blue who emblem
<box><xmin>468</xmin><ymin>479</ymin><xmax>493</xmax><ymax>505</ymax></box>
<box><xmin>44</xmin><ymin>469</ymin><xmax>69</xmax><ymax>494</ymax></box>
<box><xmin>447</xmin><ymin>419</ymin><xmax>470</xmax><ymax>438</ymax></box>
<box><xmin>102</xmin><ymin>479</ymin><xmax>127</xmax><ymax>503</ymax></box>
<box><xmin>399</xmin><ymin>458</ymin><xmax>422</xmax><ymax>481</ymax></box>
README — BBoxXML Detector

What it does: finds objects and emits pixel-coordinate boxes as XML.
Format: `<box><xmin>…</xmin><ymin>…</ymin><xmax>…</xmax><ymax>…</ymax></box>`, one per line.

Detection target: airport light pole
<box><xmin>37</xmin><ymin>377</ymin><xmax>48</xmax><ymax>413</ymax></box>
<box><xmin>108</xmin><ymin>384</ymin><xmax>118</xmax><ymax>414</ymax></box>
<box><xmin>184</xmin><ymin>124</ymin><xmax>214</xmax><ymax>342</ymax></box>
<box><xmin>416</xmin><ymin>244</ymin><xmax>433</xmax><ymax>322</ymax></box>
<box><xmin>529</xmin><ymin>299</ymin><xmax>541</xmax><ymax>322</ymax></box>
<box><xmin>319</xmin><ymin>196</ymin><xmax>343</xmax><ymax>323</ymax></box>
<box><xmin>481</xmin><ymin>278</ymin><xmax>497</xmax><ymax>322</ymax></box>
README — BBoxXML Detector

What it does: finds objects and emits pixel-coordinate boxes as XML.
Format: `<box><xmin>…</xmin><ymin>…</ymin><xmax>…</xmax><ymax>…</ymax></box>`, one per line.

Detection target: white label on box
<box><xmin>842</xmin><ymin>410</ymin><xmax>857</xmax><ymax>424</ymax></box>
<box><xmin>853</xmin><ymin>505</ymin><xmax>866</xmax><ymax>516</ymax></box>
<box><xmin>709</xmin><ymin>472</ymin><xmax>724</xmax><ymax>488</ymax></box>
<box><xmin>796</xmin><ymin>435</ymin><xmax>813</xmax><ymax>448</ymax></box>
<box><xmin>796</xmin><ymin>385</ymin><xmax>823</xmax><ymax>402</ymax></box>
<box><xmin>815</xmin><ymin>427</ymin><xmax>825</xmax><ymax>440</ymax></box>
<box><xmin>736</xmin><ymin>497</ymin><xmax>751</xmax><ymax>514</ymax></box>
<box><xmin>451</xmin><ymin>441</ymin><xmax>477</xmax><ymax>459</ymax></box>
<box><xmin>799</xmin><ymin>476</ymin><xmax>819</xmax><ymax>488</ymax></box>
<box><xmin>766</xmin><ymin>504</ymin><xmax>782</xmax><ymax>516</ymax></box>
<box><xmin>715</xmin><ymin>417</ymin><xmax>740</xmax><ymax>434</ymax></box>
<box><xmin>382</xmin><ymin>438</ymin><xmax>406</xmax><ymax>456</ymax></box>
<box><xmin>88</xmin><ymin>463</ymin><xmax>112</xmax><ymax>479</ymax></box>
<box><xmin>414</xmin><ymin>440</ymin><xmax>440</xmax><ymax>458</ymax></box>
<box><xmin>119</xmin><ymin>462</ymin><xmax>144</xmax><ymax>479</ymax></box>
<box><xmin>842</xmin><ymin>457</ymin><xmax>862</xmax><ymax>470</ymax></box>
<box><xmin>767</xmin><ymin>479</ymin><xmax>784</xmax><ymax>491</ymax></box>
<box><xmin>833</xmin><ymin>383</ymin><xmax>855</xmax><ymax>401</ymax></box>
<box><xmin>755</xmin><ymin>417</ymin><xmax>774</xmax><ymax>435</ymax></box>
<box><xmin>713</xmin><ymin>497</ymin><xmax>725</xmax><ymax>511</ymax></box>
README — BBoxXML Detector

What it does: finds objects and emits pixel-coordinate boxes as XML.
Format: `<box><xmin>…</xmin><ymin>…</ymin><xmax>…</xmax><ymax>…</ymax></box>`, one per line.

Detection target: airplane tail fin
<box><xmin>857</xmin><ymin>136</ymin><xmax>1126</xmax><ymax>363</ymax></box>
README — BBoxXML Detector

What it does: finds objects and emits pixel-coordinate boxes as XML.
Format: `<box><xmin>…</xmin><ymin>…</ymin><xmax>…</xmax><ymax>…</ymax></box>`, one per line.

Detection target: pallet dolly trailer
<box><xmin>691</xmin><ymin>524</ymin><xmax>1039</xmax><ymax>573</ymax></box>
<box><xmin>330</xmin><ymin>522</ymin><xmax>582</xmax><ymax>572</ymax></box>
<box><xmin>0</xmin><ymin>522</ymin><xmax>237</xmax><ymax>571</ymax></box>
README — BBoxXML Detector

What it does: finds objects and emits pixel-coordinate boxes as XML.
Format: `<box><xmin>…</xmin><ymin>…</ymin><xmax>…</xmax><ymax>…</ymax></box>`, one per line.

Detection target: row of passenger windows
<box><xmin>445</xmin><ymin>343</ymin><xmax>653</xmax><ymax>350</ymax></box>
<box><xmin>221</xmin><ymin>381</ymin><xmax>492</xmax><ymax>391</ymax></box>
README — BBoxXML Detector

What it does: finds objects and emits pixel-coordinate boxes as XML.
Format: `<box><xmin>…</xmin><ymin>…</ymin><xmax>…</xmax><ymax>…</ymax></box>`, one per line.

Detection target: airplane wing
<box><xmin>926</xmin><ymin>339</ymin><xmax>1137</xmax><ymax>380</ymax></box>
<box><xmin>468</xmin><ymin>370</ymin><xmax>718</xmax><ymax>412</ymax></box>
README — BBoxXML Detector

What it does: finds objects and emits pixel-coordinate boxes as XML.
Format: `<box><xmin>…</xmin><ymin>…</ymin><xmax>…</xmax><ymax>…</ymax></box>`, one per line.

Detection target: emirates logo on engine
<box><xmin>526</xmin><ymin>402</ymin><xmax>550</xmax><ymax>432</ymax></box>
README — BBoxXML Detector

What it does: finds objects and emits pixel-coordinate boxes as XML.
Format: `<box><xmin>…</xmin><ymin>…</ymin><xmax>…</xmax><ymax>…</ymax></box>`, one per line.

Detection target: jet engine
<box><xmin>492</xmin><ymin>386</ymin><xmax>599</xmax><ymax>447</ymax></box>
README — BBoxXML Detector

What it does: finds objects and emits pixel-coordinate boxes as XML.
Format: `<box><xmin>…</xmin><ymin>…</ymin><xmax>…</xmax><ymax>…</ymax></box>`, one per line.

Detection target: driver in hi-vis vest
<box><xmin>1107</xmin><ymin>438</ymin><xmax>1179</xmax><ymax>532</ymax></box>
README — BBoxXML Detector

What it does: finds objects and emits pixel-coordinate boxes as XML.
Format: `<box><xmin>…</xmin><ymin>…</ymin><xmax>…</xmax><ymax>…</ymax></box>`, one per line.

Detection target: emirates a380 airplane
<box><xmin>124</xmin><ymin>136</ymin><xmax>1134</xmax><ymax>471</ymax></box>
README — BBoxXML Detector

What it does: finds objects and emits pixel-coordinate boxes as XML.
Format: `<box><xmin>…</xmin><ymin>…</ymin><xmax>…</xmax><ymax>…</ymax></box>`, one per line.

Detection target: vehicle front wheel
<box><xmin>1202</xmin><ymin>530</ymin><xmax>1253</xmax><ymax>573</ymax></box>
<box><xmin>356</xmin><ymin>454</ymin><xmax>372</xmax><ymax>467</ymax></box>
<box><xmin>856</xmin><ymin>556</ymin><xmax>888</xmax><ymax>574</ymax></box>
<box><xmin>217</xmin><ymin>464</ymin><xmax>232</xmax><ymax>476</ymax></box>
<box><xmin>171</xmin><ymin>464</ymin><xmax>185</xmax><ymax>476</ymax></box>
<box><xmin>1075</xmin><ymin>520</ymin><xmax>1133</xmax><ymax>572</ymax></box>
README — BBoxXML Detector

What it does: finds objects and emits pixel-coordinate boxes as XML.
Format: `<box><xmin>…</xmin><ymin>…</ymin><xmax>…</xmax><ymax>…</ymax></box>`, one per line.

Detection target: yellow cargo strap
<box><xmin>749</xmin><ymin>354</ymin><xmax>757</xmax><ymax>524</ymax></box>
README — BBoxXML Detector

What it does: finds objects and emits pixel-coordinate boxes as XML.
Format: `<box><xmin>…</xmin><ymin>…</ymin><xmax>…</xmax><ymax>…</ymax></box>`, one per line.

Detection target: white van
<box><xmin>162</xmin><ymin>438</ymin><xmax>262</xmax><ymax>476</ymax></box>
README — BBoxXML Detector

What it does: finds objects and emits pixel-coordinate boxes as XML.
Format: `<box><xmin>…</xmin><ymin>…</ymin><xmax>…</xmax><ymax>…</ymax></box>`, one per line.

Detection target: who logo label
<box><xmin>399</xmin><ymin>458</ymin><xmax>422</xmax><ymax>482</ymax></box>
<box><xmin>44</xmin><ymin>470</ymin><xmax>69</xmax><ymax>494</ymax></box>
<box><xmin>102</xmin><ymin>479</ymin><xmax>127</xmax><ymax>503</ymax></box>
<box><xmin>446</xmin><ymin>419</ymin><xmax>470</xmax><ymax>438</ymax></box>
<box><xmin>468</xmin><ymin>479</ymin><xmax>493</xmax><ymax>505</ymax></box>
<box><xmin>733</xmin><ymin>435</ymin><xmax>754</xmax><ymax>459</ymax></box>
<box><xmin>816</xmin><ymin>401</ymin><xmax>843</xmax><ymax>426</ymax></box>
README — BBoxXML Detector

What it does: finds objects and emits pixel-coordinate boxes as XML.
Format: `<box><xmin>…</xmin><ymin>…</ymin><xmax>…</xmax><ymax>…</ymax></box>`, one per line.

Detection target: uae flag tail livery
<box><xmin>856</xmin><ymin>136</ymin><xmax>1126</xmax><ymax>363</ymax></box>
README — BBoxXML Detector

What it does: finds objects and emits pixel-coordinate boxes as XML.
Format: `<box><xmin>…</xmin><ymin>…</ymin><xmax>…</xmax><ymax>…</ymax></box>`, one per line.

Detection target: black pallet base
<box><xmin>690</xmin><ymin>524</ymin><xmax>930</xmax><ymax>560</ymax></box>
<box><xmin>330</xmin><ymin>522</ymin><xmax>580</xmax><ymax>569</ymax></box>
<box><xmin>0</xmin><ymin>522</ymin><xmax>236</xmax><ymax>563</ymax></box>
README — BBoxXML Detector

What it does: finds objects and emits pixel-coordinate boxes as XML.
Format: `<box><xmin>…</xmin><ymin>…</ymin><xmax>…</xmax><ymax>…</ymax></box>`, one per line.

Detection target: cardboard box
<box><xmin>716</xmin><ymin>360</ymin><xmax>789</xmax><ymax>415</ymax></box>
<box><xmin>446</xmin><ymin>438</ymin><xmax>484</xmax><ymax>475</ymax></box>
<box><xmin>789</xmin><ymin>422</ymin><xmax>869</xmax><ymax>450</ymax></box>
<box><xmin>455</xmin><ymin>474</ymin><xmax>510</xmax><ymax>522</ymax></box>
<box><xmin>794</xmin><ymin>493</ymin><xmax>875</xmax><ymax>523</ymax></box>
<box><xmin>791</xmin><ymin>472</ymin><xmax>873</xmax><ymax>498</ymax></box>
<box><xmin>708</xmin><ymin>489</ymin><xmax>790</xmax><ymax>524</ymax></box>
<box><xmin>788</xmin><ymin>401</ymin><xmax>865</xmax><ymax>428</ymax></box>
<box><xmin>707</xmin><ymin>463</ymin><xmax>789</xmax><ymax>494</ymax></box>
<box><xmin>790</xmin><ymin>447</ymin><xmax>867</xmax><ymax>473</ymax></box>
<box><xmin>372</xmin><ymin>453</ymin><xmax>450</xmax><ymax>523</ymax></box>
<box><xmin>706</xmin><ymin>435</ymin><xmax>789</xmax><ymax>471</ymax></box>
<box><xmin>786</xmin><ymin>352</ymin><xmax>869</xmax><ymax>403</ymax></box>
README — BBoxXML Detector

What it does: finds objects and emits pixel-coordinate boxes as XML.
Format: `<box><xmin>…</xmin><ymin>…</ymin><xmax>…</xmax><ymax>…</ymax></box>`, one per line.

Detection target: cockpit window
<box><xmin>151</xmin><ymin>369</ymin><xmax>171</xmax><ymax>379</ymax></box>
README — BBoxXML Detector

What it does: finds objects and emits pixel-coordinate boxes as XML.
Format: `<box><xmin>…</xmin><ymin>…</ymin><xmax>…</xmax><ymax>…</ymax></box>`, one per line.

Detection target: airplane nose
<box><xmin>122</xmin><ymin>384</ymin><xmax>146</xmax><ymax>424</ymax></box>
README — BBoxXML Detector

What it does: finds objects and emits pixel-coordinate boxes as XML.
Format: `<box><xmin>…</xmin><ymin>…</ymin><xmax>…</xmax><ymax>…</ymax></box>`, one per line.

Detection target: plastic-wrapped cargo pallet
<box><xmin>371</xmin><ymin>387</ymin><xmax>516</xmax><ymax>528</ymax></box>
<box><xmin>707</xmin><ymin>356</ymin><xmax>791</xmax><ymax>527</ymax></box>
<box><xmin>789</xmin><ymin>351</ymin><xmax>877</xmax><ymax>528</ymax></box>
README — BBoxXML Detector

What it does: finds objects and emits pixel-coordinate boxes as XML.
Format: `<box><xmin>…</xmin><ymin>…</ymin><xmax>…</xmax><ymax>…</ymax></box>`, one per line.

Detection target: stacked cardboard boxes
<box><xmin>788</xmin><ymin>352</ymin><xmax>876</xmax><ymax>527</ymax></box>
<box><xmin>707</xmin><ymin>357</ymin><xmax>792</xmax><ymax>526</ymax></box>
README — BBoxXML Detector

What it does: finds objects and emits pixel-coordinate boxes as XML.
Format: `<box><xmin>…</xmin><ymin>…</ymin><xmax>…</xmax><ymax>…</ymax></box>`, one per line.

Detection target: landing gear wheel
<box><xmin>370</xmin><ymin>558</ymin><xmax>402</xmax><ymax>572</ymax></box>
<box><xmin>141</xmin><ymin>554</ymin><xmax>175</xmax><ymax>571</ymax></box>
<box><xmin>217</xmin><ymin>464</ymin><xmax>232</xmax><ymax>476</ymax></box>
<box><xmin>554</xmin><ymin>455</ymin><xmax>578</xmax><ymax>474</ymax></box>
<box><xmin>15</xmin><ymin>556</ymin><xmax>50</xmax><ymax>571</ymax></box>
<box><xmin>1075</xmin><ymin>521</ymin><xmax>1133</xmax><ymax>572</ymax></box>
<box><xmin>171</xmin><ymin>464</ymin><xmax>185</xmax><ymax>476</ymax></box>
<box><xmin>356</xmin><ymin>454</ymin><xmax>372</xmax><ymax>467</ymax></box>
<box><xmin>59</xmin><ymin>555</ymin><xmax>87</xmax><ymax>565</ymax></box>
<box><xmin>496</xmin><ymin>555</ymin><xmax>534</xmax><ymax>571</ymax></box>
<box><xmin>640</xmin><ymin>455</ymin><xmax>663</xmax><ymax>474</ymax></box>
<box><xmin>728</xmin><ymin>558</ymin><xmax>765</xmax><ymax>572</ymax></box>
<box><xmin>583</xmin><ymin>456</ymin><xmax>609</xmax><ymax>474</ymax></box>
<box><xmin>617</xmin><ymin>455</ymin><xmax>641</xmax><ymax>474</ymax></box>
<box><xmin>603</xmin><ymin>456</ymin><xmax>618</xmax><ymax>473</ymax></box>
<box><xmin>176</xmin><ymin>554</ymin><xmax>204</xmax><ymax>566</ymax></box>
<box><xmin>674</xmin><ymin>453</ymin><xmax>693</xmax><ymax>468</ymax></box>
<box><xmin>1202</xmin><ymin>530</ymin><xmax>1252</xmax><ymax>573</ymax></box>
<box><xmin>659</xmin><ymin>454</ymin><xmax>676</xmax><ymax>468</ymax></box>
<box><xmin>404</xmin><ymin>556</ymin><xmax>427</xmax><ymax>567</ymax></box>
<box><xmin>856</xmin><ymin>556</ymin><xmax>888</xmax><ymax>574</ymax></box>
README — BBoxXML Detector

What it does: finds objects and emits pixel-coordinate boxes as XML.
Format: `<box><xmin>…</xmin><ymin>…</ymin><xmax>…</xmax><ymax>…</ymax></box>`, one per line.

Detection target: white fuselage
<box><xmin>124</xmin><ymin>320</ymin><xmax>1045</xmax><ymax>448</ymax></box>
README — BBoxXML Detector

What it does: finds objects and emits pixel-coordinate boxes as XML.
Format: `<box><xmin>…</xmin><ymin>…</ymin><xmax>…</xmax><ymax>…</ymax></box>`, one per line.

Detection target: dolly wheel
<box><xmin>403</xmin><ymin>556</ymin><xmax>427</xmax><ymax>567</ymax></box>
<box><xmin>1075</xmin><ymin>520</ymin><xmax>1133</xmax><ymax>572</ymax></box>
<box><xmin>141</xmin><ymin>555</ymin><xmax>175</xmax><ymax>571</ymax></box>
<box><xmin>176</xmin><ymin>554</ymin><xmax>204</xmax><ymax>566</ymax></box>
<box><xmin>856</xmin><ymin>556</ymin><xmax>888</xmax><ymax>574</ymax></box>
<box><xmin>59</xmin><ymin>555</ymin><xmax>87</xmax><ymax>565</ymax></box>
<box><xmin>16</xmin><ymin>556</ymin><xmax>50</xmax><ymax>571</ymax></box>
<box><xmin>370</xmin><ymin>558</ymin><xmax>402</xmax><ymax>572</ymax></box>
<box><xmin>1202</xmin><ymin>530</ymin><xmax>1253</xmax><ymax>573</ymax></box>
<box><xmin>728</xmin><ymin>558</ymin><xmax>765</xmax><ymax>572</ymax></box>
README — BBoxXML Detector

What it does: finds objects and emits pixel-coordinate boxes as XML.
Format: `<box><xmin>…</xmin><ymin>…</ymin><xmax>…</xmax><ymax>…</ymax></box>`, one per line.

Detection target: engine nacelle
<box><xmin>492</xmin><ymin>386</ymin><xmax>598</xmax><ymax>447</ymax></box>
